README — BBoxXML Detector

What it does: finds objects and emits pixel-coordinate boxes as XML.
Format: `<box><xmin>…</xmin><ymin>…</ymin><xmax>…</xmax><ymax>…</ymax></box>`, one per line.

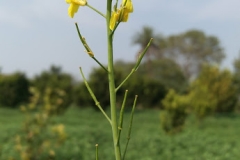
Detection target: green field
<box><xmin>0</xmin><ymin>107</ymin><xmax>240</xmax><ymax>160</ymax></box>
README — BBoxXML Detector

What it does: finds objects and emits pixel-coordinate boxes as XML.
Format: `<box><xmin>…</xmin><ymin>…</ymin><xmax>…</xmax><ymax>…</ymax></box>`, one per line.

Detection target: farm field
<box><xmin>0</xmin><ymin>107</ymin><xmax>240</xmax><ymax>160</ymax></box>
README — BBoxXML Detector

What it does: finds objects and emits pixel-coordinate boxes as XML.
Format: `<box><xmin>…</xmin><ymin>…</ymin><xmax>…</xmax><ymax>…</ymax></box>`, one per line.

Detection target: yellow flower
<box><xmin>109</xmin><ymin>0</ymin><xmax>133</xmax><ymax>30</ymax></box>
<box><xmin>122</xmin><ymin>0</ymin><xmax>133</xmax><ymax>13</ymax></box>
<box><xmin>66</xmin><ymin>0</ymin><xmax>87</xmax><ymax>18</ymax></box>
<box><xmin>110</xmin><ymin>11</ymin><xmax>120</xmax><ymax>30</ymax></box>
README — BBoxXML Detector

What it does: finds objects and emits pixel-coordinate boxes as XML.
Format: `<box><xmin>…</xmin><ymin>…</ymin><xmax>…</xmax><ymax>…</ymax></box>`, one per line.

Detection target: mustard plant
<box><xmin>15</xmin><ymin>87</ymin><xmax>66</xmax><ymax>160</ymax></box>
<box><xmin>65</xmin><ymin>0</ymin><xmax>152</xmax><ymax>159</ymax></box>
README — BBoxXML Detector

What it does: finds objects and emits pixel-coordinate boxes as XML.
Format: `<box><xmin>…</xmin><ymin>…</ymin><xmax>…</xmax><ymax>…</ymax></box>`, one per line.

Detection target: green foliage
<box><xmin>74</xmin><ymin>63</ymin><xmax>167</xmax><ymax>109</ymax></box>
<box><xmin>233</xmin><ymin>57</ymin><xmax>240</xmax><ymax>112</ymax></box>
<box><xmin>190</xmin><ymin>65</ymin><xmax>237</xmax><ymax>118</ymax></box>
<box><xmin>167</xmin><ymin>30</ymin><xmax>225</xmax><ymax>78</ymax></box>
<box><xmin>233</xmin><ymin>57</ymin><xmax>240</xmax><ymax>94</ymax></box>
<box><xmin>133</xmin><ymin>27</ymin><xmax>225</xmax><ymax>79</ymax></box>
<box><xmin>73</xmin><ymin>83</ymin><xmax>93</xmax><ymax>108</ymax></box>
<box><xmin>74</xmin><ymin>67</ymin><xmax>123</xmax><ymax>109</ymax></box>
<box><xmin>188</xmin><ymin>84</ymin><xmax>217</xmax><ymax>119</ymax></box>
<box><xmin>132</xmin><ymin>26</ymin><xmax>163</xmax><ymax>60</ymax></box>
<box><xmin>115</xmin><ymin>60</ymin><xmax>169</xmax><ymax>108</ymax></box>
<box><xmin>160</xmin><ymin>89</ymin><xmax>189</xmax><ymax>134</ymax></box>
<box><xmin>14</xmin><ymin>87</ymin><xmax>66</xmax><ymax>160</ymax></box>
<box><xmin>137</xmin><ymin>59</ymin><xmax>188</xmax><ymax>93</ymax></box>
<box><xmin>123</xmin><ymin>74</ymin><xmax>166</xmax><ymax>108</ymax></box>
<box><xmin>0</xmin><ymin>72</ymin><xmax>30</xmax><ymax>107</ymax></box>
<box><xmin>1</xmin><ymin>107</ymin><xmax>240</xmax><ymax>160</ymax></box>
<box><xmin>32</xmin><ymin>65</ymin><xmax>73</xmax><ymax>112</ymax></box>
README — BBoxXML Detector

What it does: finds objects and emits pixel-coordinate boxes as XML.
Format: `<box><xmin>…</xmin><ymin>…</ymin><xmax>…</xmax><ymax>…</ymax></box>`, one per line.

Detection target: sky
<box><xmin>1</xmin><ymin>0</ymin><xmax>240</xmax><ymax>80</ymax></box>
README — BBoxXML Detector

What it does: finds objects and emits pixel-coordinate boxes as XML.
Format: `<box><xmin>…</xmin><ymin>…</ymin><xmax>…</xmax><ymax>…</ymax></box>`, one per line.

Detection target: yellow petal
<box><xmin>72</xmin><ymin>0</ymin><xmax>87</xmax><ymax>6</ymax></box>
<box><xmin>109</xmin><ymin>11</ymin><xmax>119</xmax><ymax>30</ymax></box>
<box><xmin>126</xmin><ymin>0</ymin><xmax>133</xmax><ymax>12</ymax></box>
<box><xmin>122</xmin><ymin>0</ymin><xmax>133</xmax><ymax>12</ymax></box>
<box><xmin>65</xmin><ymin>0</ymin><xmax>71</xmax><ymax>4</ymax></box>
<box><xmin>68</xmin><ymin>3</ymin><xmax>80</xmax><ymax>18</ymax></box>
<box><xmin>121</xmin><ymin>11</ymin><xmax>129</xmax><ymax>22</ymax></box>
<box><xmin>122</xmin><ymin>0</ymin><xmax>127</xmax><ymax>5</ymax></box>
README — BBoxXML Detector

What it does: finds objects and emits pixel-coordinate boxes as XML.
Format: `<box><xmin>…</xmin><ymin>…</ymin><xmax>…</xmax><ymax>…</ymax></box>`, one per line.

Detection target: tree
<box><xmin>132</xmin><ymin>27</ymin><xmax>225</xmax><ymax>79</ymax></box>
<box><xmin>137</xmin><ymin>58</ymin><xmax>188</xmax><ymax>93</ymax></box>
<box><xmin>166</xmin><ymin>30</ymin><xmax>225</xmax><ymax>78</ymax></box>
<box><xmin>123</xmin><ymin>73</ymin><xmax>166</xmax><ymax>108</ymax></box>
<box><xmin>74</xmin><ymin>62</ymin><xmax>167</xmax><ymax>109</ymax></box>
<box><xmin>115</xmin><ymin>60</ymin><xmax>168</xmax><ymax>108</ymax></box>
<box><xmin>233</xmin><ymin>55</ymin><xmax>240</xmax><ymax>94</ymax></box>
<box><xmin>32</xmin><ymin>65</ymin><xmax>74</xmax><ymax>112</ymax></box>
<box><xmin>0</xmin><ymin>72</ymin><xmax>30</xmax><ymax>107</ymax></box>
<box><xmin>132</xmin><ymin>26</ymin><xmax>166</xmax><ymax>60</ymax></box>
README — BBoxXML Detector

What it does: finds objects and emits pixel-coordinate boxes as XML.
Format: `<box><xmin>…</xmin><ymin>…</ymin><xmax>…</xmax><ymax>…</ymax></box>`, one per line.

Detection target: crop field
<box><xmin>0</xmin><ymin>107</ymin><xmax>240</xmax><ymax>160</ymax></box>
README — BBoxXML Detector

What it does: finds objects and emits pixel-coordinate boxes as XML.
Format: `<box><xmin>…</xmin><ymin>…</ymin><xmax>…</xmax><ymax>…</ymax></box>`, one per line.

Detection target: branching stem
<box><xmin>79</xmin><ymin>67</ymin><xmax>112</xmax><ymax>124</ymax></box>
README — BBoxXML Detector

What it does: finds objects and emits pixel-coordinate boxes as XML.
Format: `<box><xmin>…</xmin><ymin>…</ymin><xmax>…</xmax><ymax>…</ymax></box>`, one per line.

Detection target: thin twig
<box><xmin>87</xmin><ymin>4</ymin><xmax>106</xmax><ymax>18</ymax></box>
<box><xmin>117</xmin><ymin>90</ymin><xmax>128</xmax><ymax>147</ymax></box>
<box><xmin>95</xmin><ymin>144</ymin><xmax>99</xmax><ymax>160</ymax></box>
<box><xmin>79</xmin><ymin>67</ymin><xmax>112</xmax><ymax>124</ymax></box>
<box><xmin>75</xmin><ymin>23</ymin><xmax>108</xmax><ymax>72</ymax></box>
<box><xmin>115</xmin><ymin>38</ymin><xmax>153</xmax><ymax>92</ymax></box>
<box><xmin>122</xmin><ymin>95</ymin><xmax>138</xmax><ymax>160</ymax></box>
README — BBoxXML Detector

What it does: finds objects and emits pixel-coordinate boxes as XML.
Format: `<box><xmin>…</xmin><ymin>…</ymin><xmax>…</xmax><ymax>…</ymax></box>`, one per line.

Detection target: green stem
<box><xmin>123</xmin><ymin>95</ymin><xmax>138</xmax><ymax>160</ymax></box>
<box><xmin>117</xmin><ymin>90</ymin><xmax>128</xmax><ymax>147</ymax></box>
<box><xmin>87</xmin><ymin>3</ymin><xmax>106</xmax><ymax>18</ymax></box>
<box><xmin>106</xmin><ymin>0</ymin><xmax>122</xmax><ymax>160</ymax></box>
<box><xmin>79</xmin><ymin>67</ymin><xmax>112</xmax><ymax>124</ymax></box>
<box><xmin>75</xmin><ymin>23</ymin><xmax>108</xmax><ymax>72</ymax></box>
<box><xmin>92</xmin><ymin>57</ymin><xmax>108</xmax><ymax>73</ymax></box>
<box><xmin>115</xmin><ymin>69</ymin><xmax>135</xmax><ymax>92</ymax></box>
<box><xmin>115</xmin><ymin>38</ymin><xmax>153</xmax><ymax>92</ymax></box>
<box><xmin>95</xmin><ymin>144</ymin><xmax>99</xmax><ymax>160</ymax></box>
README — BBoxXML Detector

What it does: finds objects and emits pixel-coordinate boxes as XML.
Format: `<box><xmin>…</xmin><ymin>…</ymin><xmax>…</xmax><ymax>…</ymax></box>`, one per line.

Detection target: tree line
<box><xmin>0</xmin><ymin>27</ymin><xmax>240</xmax><ymax>116</ymax></box>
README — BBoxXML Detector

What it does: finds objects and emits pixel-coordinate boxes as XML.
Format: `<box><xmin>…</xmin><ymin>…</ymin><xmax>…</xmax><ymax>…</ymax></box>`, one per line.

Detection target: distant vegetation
<box><xmin>1</xmin><ymin>29</ymin><xmax>240</xmax><ymax>114</ymax></box>
<box><xmin>0</xmin><ymin>28</ymin><xmax>240</xmax><ymax>159</ymax></box>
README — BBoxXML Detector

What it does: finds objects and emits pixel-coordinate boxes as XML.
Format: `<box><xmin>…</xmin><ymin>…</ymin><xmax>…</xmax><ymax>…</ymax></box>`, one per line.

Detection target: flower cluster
<box><xmin>110</xmin><ymin>0</ymin><xmax>134</xmax><ymax>30</ymax></box>
<box><xmin>66</xmin><ymin>0</ymin><xmax>87</xmax><ymax>18</ymax></box>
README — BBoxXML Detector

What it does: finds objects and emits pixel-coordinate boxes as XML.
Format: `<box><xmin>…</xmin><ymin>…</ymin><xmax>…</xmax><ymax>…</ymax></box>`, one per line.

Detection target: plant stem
<box><xmin>106</xmin><ymin>0</ymin><xmax>122</xmax><ymax>160</ymax></box>
<box><xmin>79</xmin><ymin>67</ymin><xmax>112</xmax><ymax>124</ymax></box>
<box><xmin>123</xmin><ymin>95</ymin><xmax>138</xmax><ymax>160</ymax></box>
<box><xmin>87</xmin><ymin>3</ymin><xmax>106</xmax><ymax>18</ymax></box>
<box><xmin>117</xmin><ymin>90</ymin><xmax>128</xmax><ymax>146</ymax></box>
<box><xmin>95</xmin><ymin>144</ymin><xmax>99</xmax><ymax>160</ymax></box>
<box><xmin>75</xmin><ymin>23</ymin><xmax>108</xmax><ymax>72</ymax></box>
<box><xmin>115</xmin><ymin>38</ymin><xmax>153</xmax><ymax>92</ymax></box>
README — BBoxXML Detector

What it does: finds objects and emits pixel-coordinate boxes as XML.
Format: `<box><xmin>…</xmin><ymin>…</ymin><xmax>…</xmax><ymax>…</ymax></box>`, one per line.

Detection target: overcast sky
<box><xmin>1</xmin><ymin>0</ymin><xmax>240</xmax><ymax>80</ymax></box>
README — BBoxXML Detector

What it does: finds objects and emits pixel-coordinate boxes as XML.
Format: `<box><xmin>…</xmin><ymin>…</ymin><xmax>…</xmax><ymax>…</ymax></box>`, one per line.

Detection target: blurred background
<box><xmin>0</xmin><ymin>0</ymin><xmax>240</xmax><ymax>160</ymax></box>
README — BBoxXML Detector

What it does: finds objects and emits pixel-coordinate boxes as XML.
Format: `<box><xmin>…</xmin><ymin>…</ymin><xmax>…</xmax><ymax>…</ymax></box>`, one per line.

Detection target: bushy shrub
<box><xmin>0</xmin><ymin>72</ymin><xmax>30</xmax><ymax>107</ymax></box>
<box><xmin>15</xmin><ymin>87</ymin><xmax>67</xmax><ymax>160</ymax></box>
<box><xmin>190</xmin><ymin>65</ymin><xmax>237</xmax><ymax>117</ymax></box>
<box><xmin>160</xmin><ymin>89</ymin><xmax>189</xmax><ymax>134</ymax></box>
<box><xmin>188</xmin><ymin>85</ymin><xmax>217</xmax><ymax>119</ymax></box>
